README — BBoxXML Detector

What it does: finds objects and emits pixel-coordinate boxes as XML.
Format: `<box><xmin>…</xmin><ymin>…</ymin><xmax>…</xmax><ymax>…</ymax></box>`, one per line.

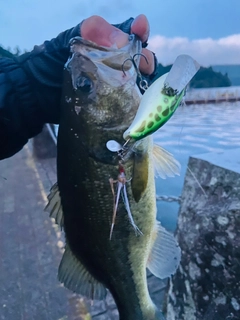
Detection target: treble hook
<box><xmin>122</xmin><ymin>53</ymin><xmax>148</xmax><ymax>76</ymax></box>
<box><xmin>109</xmin><ymin>164</ymin><xmax>143</xmax><ymax>240</ymax></box>
<box><xmin>122</xmin><ymin>53</ymin><xmax>149</xmax><ymax>92</ymax></box>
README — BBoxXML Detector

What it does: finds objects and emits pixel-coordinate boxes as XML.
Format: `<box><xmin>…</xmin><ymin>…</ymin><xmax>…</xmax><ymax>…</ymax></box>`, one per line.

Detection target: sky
<box><xmin>0</xmin><ymin>0</ymin><xmax>240</xmax><ymax>66</ymax></box>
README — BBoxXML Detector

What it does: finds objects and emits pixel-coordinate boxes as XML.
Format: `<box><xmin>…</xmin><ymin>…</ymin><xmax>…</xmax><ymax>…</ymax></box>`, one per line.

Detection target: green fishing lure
<box><xmin>123</xmin><ymin>54</ymin><xmax>200</xmax><ymax>141</ymax></box>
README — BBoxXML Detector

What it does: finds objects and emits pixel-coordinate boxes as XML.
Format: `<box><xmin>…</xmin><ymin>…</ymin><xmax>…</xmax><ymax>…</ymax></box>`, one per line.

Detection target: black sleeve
<box><xmin>0</xmin><ymin>18</ymin><xmax>158</xmax><ymax>160</ymax></box>
<box><xmin>0</xmin><ymin>23</ymin><xmax>81</xmax><ymax>160</ymax></box>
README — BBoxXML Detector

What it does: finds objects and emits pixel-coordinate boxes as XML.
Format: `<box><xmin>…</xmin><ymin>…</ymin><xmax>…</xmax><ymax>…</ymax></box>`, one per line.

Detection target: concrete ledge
<box><xmin>166</xmin><ymin>150</ymin><xmax>240</xmax><ymax>320</ymax></box>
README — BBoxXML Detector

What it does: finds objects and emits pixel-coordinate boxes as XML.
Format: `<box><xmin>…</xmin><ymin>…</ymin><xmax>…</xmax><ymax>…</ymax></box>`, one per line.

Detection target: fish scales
<box><xmin>46</xmin><ymin>35</ymin><xmax>181</xmax><ymax>320</ymax></box>
<box><xmin>58</xmin><ymin>147</ymin><xmax>156</xmax><ymax>318</ymax></box>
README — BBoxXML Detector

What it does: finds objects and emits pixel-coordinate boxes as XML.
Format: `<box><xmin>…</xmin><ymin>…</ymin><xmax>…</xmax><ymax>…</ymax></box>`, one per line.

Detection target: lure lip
<box><xmin>163</xmin><ymin>54</ymin><xmax>200</xmax><ymax>94</ymax></box>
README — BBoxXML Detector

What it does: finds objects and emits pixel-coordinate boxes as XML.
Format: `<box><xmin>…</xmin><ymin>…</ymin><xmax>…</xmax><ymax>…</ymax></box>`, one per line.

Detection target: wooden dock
<box><xmin>185</xmin><ymin>86</ymin><xmax>240</xmax><ymax>104</ymax></box>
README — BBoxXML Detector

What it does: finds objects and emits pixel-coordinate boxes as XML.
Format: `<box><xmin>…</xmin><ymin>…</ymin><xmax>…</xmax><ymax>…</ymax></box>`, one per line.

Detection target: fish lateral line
<box><xmin>109</xmin><ymin>163</ymin><xmax>143</xmax><ymax>240</ymax></box>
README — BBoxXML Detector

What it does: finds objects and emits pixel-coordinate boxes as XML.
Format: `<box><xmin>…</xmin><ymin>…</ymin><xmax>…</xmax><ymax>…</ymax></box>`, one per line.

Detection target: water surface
<box><xmin>154</xmin><ymin>101</ymin><xmax>240</xmax><ymax>230</ymax></box>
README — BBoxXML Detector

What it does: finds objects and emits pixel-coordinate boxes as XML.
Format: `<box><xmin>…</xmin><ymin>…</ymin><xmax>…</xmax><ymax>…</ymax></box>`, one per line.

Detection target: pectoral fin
<box><xmin>147</xmin><ymin>221</ymin><xmax>181</xmax><ymax>279</ymax></box>
<box><xmin>153</xmin><ymin>144</ymin><xmax>181</xmax><ymax>179</ymax></box>
<box><xmin>131</xmin><ymin>151</ymin><xmax>149</xmax><ymax>203</ymax></box>
<box><xmin>58</xmin><ymin>244</ymin><xmax>107</xmax><ymax>300</ymax></box>
<box><xmin>44</xmin><ymin>183</ymin><xmax>64</xmax><ymax>228</ymax></box>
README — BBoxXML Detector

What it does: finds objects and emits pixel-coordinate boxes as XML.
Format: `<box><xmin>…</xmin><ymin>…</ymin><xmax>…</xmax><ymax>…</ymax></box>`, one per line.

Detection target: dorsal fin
<box><xmin>152</xmin><ymin>144</ymin><xmax>181</xmax><ymax>179</ymax></box>
<box><xmin>44</xmin><ymin>183</ymin><xmax>64</xmax><ymax>228</ymax></box>
<box><xmin>147</xmin><ymin>221</ymin><xmax>181</xmax><ymax>279</ymax></box>
<box><xmin>58</xmin><ymin>245</ymin><xmax>107</xmax><ymax>300</ymax></box>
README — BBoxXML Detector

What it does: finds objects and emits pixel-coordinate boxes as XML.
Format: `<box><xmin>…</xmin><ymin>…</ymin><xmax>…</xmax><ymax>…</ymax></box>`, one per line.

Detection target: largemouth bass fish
<box><xmin>46</xmin><ymin>35</ymin><xmax>181</xmax><ymax>320</ymax></box>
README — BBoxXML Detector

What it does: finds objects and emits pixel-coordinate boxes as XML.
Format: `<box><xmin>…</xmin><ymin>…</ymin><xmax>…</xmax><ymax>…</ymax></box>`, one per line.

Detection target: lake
<box><xmin>154</xmin><ymin>101</ymin><xmax>240</xmax><ymax>231</ymax></box>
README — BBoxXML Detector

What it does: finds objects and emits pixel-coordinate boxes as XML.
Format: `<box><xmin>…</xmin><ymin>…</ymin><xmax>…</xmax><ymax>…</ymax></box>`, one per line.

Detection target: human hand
<box><xmin>80</xmin><ymin>15</ymin><xmax>156</xmax><ymax>76</ymax></box>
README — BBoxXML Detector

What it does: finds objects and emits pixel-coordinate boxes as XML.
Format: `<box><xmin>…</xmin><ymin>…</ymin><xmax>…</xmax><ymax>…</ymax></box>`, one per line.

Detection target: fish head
<box><xmin>60</xmin><ymin>35</ymin><xmax>143</xmax><ymax>162</ymax></box>
<box><xmin>63</xmin><ymin>35</ymin><xmax>142</xmax><ymax>125</ymax></box>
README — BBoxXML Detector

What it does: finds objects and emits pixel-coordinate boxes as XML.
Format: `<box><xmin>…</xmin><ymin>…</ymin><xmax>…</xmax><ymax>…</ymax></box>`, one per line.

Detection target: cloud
<box><xmin>148</xmin><ymin>34</ymin><xmax>240</xmax><ymax>66</ymax></box>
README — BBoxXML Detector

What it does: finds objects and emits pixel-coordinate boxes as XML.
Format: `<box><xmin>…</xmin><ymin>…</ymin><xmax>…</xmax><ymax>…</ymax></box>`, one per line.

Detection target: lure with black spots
<box><xmin>123</xmin><ymin>55</ymin><xmax>200</xmax><ymax>141</ymax></box>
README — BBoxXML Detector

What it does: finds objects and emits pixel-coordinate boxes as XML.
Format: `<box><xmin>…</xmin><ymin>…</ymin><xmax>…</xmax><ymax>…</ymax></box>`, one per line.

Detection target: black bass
<box><xmin>45</xmin><ymin>35</ymin><xmax>181</xmax><ymax>320</ymax></box>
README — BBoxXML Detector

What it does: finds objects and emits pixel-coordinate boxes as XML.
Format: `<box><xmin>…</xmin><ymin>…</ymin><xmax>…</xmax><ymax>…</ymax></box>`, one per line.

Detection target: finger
<box><xmin>81</xmin><ymin>15</ymin><xmax>129</xmax><ymax>48</ymax></box>
<box><xmin>81</xmin><ymin>15</ymin><xmax>155</xmax><ymax>75</ymax></box>
<box><xmin>139</xmin><ymin>48</ymin><xmax>155</xmax><ymax>75</ymax></box>
<box><xmin>131</xmin><ymin>14</ymin><xmax>150</xmax><ymax>43</ymax></box>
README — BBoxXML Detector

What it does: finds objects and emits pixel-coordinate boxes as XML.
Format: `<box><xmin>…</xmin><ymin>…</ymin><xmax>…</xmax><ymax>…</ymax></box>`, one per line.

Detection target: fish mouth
<box><xmin>69</xmin><ymin>34</ymin><xmax>142</xmax><ymax>54</ymax></box>
<box><xmin>67</xmin><ymin>35</ymin><xmax>142</xmax><ymax>73</ymax></box>
<box><xmin>69</xmin><ymin>36</ymin><xmax>114</xmax><ymax>52</ymax></box>
<box><xmin>64</xmin><ymin>34</ymin><xmax>142</xmax><ymax>102</ymax></box>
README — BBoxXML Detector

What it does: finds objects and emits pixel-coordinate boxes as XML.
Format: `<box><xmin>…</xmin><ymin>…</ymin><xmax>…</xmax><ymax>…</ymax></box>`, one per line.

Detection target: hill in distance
<box><xmin>212</xmin><ymin>65</ymin><xmax>240</xmax><ymax>86</ymax></box>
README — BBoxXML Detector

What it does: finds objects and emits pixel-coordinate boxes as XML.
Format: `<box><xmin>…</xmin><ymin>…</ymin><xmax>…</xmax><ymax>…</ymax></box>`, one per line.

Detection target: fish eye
<box><xmin>76</xmin><ymin>76</ymin><xmax>93</xmax><ymax>93</ymax></box>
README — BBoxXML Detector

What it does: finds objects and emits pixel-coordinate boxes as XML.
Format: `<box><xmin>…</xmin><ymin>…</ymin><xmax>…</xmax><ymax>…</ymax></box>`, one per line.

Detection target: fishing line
<box><xmin>172</xmin><ymin>102</ymin><xmax>208</xmax><ymax>195</ymax></box>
